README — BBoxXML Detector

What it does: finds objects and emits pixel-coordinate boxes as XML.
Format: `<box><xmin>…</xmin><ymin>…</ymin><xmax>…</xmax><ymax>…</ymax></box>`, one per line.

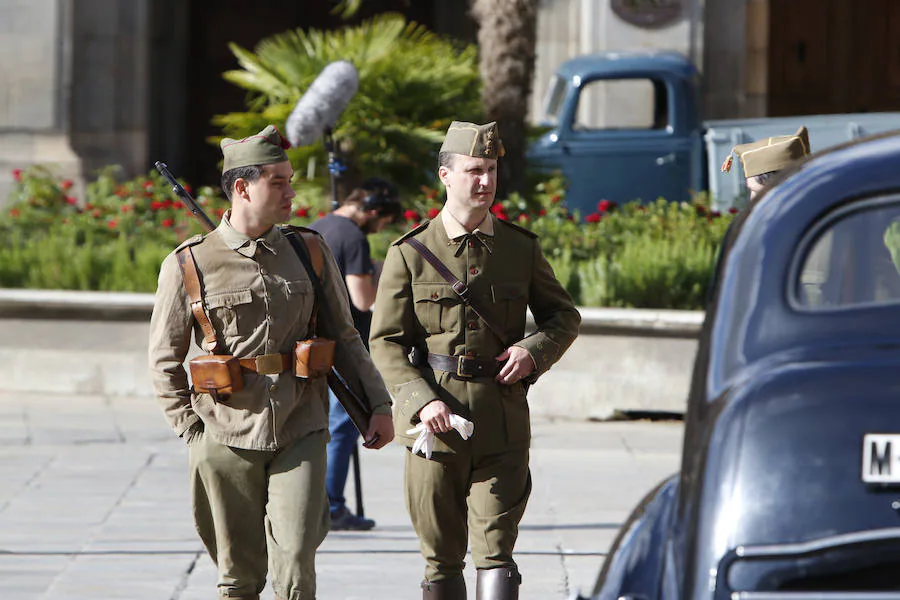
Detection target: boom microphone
<box><xmin>285</xmin><ymin>61</ymin><xmax>359</xmax><ymax>147</ymax></box>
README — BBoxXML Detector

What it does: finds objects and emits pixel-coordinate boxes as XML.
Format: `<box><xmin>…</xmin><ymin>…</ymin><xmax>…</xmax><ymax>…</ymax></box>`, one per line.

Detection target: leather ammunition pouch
<box><xmin>189</xmin><ymin>354</ymin><xmax>243</xmax><ymax>396</ymax></box>
<box><xmin>294</xmin><ymin>338</ymin><xmax>336</xmax><ymax>378</ymax></box>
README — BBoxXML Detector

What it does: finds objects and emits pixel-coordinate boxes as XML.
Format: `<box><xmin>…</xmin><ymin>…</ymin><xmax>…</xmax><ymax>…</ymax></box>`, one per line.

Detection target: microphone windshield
<box><xmin>286</xmin><ymin>61</ymin><xmax>360</xmax><ymax>147</ymax></box>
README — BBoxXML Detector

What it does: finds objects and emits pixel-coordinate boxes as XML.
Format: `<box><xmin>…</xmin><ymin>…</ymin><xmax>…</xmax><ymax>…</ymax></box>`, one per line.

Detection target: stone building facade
<box><xmin>2</xmin><ymin>0</ymin><xmax>899</xmax><ymax>206</ymax></box>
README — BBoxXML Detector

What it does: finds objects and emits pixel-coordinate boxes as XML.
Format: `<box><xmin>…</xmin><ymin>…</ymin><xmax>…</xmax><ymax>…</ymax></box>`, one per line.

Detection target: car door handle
<box><xmin>655</xmin><ymin>153</ymin><xmax>676</xmax><ymax>166</ymax></box>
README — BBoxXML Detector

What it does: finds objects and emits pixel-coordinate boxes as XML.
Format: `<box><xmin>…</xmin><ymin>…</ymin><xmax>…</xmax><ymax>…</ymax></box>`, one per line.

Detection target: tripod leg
<box><xmin>352</xmin><ymin>443</ymin><xmax>364</xmax><ymax>517</ymax></box>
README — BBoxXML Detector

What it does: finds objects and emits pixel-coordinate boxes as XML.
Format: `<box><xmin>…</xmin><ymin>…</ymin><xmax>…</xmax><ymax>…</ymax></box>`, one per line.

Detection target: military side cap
<box><xmin>721</xmin><ymin>126</ymin><xmax>811</xmax><ymax>178</ymax></box>
<box><xmin>220</xmin><ymin>125</ymin><xmax>291</xmax><ymax>173</ymax></box>
<box><xmin>440</xmin><ymin>121</ymin><xmax>506</xmax><ymax>159</ymax></box>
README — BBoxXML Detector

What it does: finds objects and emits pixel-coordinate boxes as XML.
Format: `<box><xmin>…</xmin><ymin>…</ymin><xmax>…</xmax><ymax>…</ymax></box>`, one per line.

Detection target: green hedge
<box><xmin>2</xmin><ymin>166</ymin><xmax>735</xmax><ymax>309</ymax></box>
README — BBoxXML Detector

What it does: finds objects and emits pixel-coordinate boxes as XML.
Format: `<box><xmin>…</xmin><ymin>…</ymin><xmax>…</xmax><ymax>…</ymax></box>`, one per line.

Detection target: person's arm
<box><xmin>369</xmin><ymin>244</ymin><xmax>442</xmax><ymax>426</ymax></box>
<box><xmin>318</xmin><ymin>240</ymin><xmax>394</xmax><ymax>447</ymax></box>
<box><xmin>345</xmin><ymin>273</ymin><xmax>377</xmax><ymax>312</ymax></box>
<box><xmin>513</xmin><ymin>238</ymin><xmax>582</xmax><ymax>380</ymax></box>
<box><xmin>148</xmin><ymin>252</ymin><xmax>201</xmax><ymax>440</ymax></box>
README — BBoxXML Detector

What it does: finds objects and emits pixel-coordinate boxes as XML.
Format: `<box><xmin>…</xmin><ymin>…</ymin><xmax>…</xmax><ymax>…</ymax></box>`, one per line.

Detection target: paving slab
<box><xmin>0</xmin><ymin>390</ymin><xmax>683</xmax><ymax>599</ymax></box>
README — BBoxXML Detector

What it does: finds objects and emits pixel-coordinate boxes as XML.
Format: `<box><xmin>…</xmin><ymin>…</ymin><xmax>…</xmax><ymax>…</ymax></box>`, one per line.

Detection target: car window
<box><xmin>795</xmin><ymin>201</ymin><xmax>900</xmax><ymax>309</ymax></box>
<box><xmin>572</xmin><ymin>78</ymin><xmax>668</xmax><ymax>131</ymax></box>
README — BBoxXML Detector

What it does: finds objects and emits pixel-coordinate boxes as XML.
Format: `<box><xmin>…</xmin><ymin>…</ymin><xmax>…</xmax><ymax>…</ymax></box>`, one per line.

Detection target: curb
<box><xmin>0</xmin><ymin>288</ymin><xmax>705</xmax><ymax>335</ymax></box>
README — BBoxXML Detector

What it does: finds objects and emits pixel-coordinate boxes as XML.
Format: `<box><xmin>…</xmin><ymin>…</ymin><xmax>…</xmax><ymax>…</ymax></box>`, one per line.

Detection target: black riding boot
<box><xmin>475</xmin><ymin>566</ymin><xmax>521</xmax><ymax>600</ymax></box>
<box><xmin>422</xmin><ymin>574</ymin><xmax>467</xmax><ymax>600</ymax></box>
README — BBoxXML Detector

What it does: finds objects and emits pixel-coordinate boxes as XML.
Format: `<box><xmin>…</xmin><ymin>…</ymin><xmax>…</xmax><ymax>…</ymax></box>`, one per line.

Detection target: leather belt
<box><xmin>427</xmin><ymin>353</ymin><xmax>501</xmax><ymax>379</ymax></box>
<box><xmin>239</xmin><ymin>353</ymin><xmax>293</xmax><ymax>375</ymax></box>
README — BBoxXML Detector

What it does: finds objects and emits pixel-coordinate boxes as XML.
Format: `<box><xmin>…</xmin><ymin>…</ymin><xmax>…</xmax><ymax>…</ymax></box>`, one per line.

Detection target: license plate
<box><xmin>862</xmin><ymin>434</ymin><xmax>900</xmax><ymax>483</ymax></box>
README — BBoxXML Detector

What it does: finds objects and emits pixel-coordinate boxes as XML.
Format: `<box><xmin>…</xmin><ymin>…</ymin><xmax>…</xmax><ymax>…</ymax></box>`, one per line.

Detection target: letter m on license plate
<box><xmin>862</xmin><ymin>434</ymin><xmax>900</xmax><ymax>483</ymax></box>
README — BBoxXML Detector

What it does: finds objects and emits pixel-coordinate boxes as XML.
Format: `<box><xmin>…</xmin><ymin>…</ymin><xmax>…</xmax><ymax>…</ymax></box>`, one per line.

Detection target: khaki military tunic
<box><xmin>148</xmin><ymin>213</ymin><xmax>392</xmax><ymax>451</ymax></box>
<box><xmin>370</xmin><ymin>210</ymin><xmax>580</xmax><ymax>455</ymax></box>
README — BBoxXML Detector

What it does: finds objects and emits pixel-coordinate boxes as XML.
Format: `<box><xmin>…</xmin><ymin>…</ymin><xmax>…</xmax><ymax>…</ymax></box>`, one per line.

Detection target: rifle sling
<box><xmin>176</xmin><ymin>247</ymin><xmax>219</xmax><ymax>353</ymax></box>
<box><xmin>404</xmin><ymin>237</ymin><xmax>510</xmax><ymax>347</ymax></box>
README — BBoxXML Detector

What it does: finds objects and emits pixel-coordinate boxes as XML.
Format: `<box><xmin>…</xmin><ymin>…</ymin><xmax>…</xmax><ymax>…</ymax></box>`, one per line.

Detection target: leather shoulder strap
<box><xmin>403</xmin><ymin>237</ymin><xmax>510</xmax><ymax>347</ymax></box>
<box><xmin>175</xmin><ymin>247</ymin><xmax>218</xmax><ymax>353</ymax></box>
<box><xmin>300</xmin><ymin>232</ymin><xmax>325</xmax><ymax>279</ymax></box>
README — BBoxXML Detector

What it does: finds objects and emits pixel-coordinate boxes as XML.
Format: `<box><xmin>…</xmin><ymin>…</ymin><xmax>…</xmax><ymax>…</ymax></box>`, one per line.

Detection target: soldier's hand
<box><xmin>495</xmin><ymin>346</ymin><xmax>536</xmax><ymax>385</ymax></box>
<box><xmin>363</xmin><ymin>413</ymin><xmax>394</xmax><ymax>450</ymax></box>
<box><xmin>418</xmin><ymin>400</ymin><xmax>453</xmax><ymax>434</ymax></box>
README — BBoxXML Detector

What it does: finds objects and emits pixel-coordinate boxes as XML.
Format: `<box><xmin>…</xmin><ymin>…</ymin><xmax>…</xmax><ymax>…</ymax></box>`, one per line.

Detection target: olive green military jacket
<box><xmin>148</xmin><ymin>214</ymin><xmax>391</xmax><ymax>451</ymax></box>
<box><xmin>369</xmin><ymin>211</ymin><xmax>580</xmax><ymax>456</ymax></box>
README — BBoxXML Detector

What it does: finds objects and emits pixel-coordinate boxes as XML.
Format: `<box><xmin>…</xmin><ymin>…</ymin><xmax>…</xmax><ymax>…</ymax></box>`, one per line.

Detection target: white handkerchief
<box><xmin>407</xmin><ymin>415</ymin><xmax>475</xmax><ymax>459</ymax></box>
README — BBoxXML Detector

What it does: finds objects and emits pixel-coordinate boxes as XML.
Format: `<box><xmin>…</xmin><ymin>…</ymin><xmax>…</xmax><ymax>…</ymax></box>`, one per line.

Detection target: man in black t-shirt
<box><xmin>309</xmin><ymin>177</ymin><xmax>401</xmax><ymax>530</ymax></box>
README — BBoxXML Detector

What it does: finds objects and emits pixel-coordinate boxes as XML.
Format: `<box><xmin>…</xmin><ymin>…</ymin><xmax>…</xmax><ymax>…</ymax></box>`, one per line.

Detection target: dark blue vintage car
<box><xmin>579</xmin><ymin>131</ymin><xmax>900</xmax><ymax>600</ymax></box>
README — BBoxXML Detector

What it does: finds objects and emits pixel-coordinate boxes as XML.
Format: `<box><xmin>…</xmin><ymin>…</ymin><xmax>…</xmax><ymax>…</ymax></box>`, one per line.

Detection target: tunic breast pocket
<box><xmin>492</xmin><ymin>282</ymin><xmax>529</xmax><ymax>334</ymax></box>
<box><xmin>412</xmin><ymin>283</ymin><xmax>460</xmax><ymax>335</ymax></box>
<box><xmin>205</xmin><ymin>289</ymin><xmax>254</xmax><ymax>338</ymax></box>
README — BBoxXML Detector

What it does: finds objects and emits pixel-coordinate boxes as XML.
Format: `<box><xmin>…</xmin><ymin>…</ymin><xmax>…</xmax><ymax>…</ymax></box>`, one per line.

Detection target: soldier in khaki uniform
<box><xmin>722</xmin><ymin>126</ymin><xmax>811</xmax><ymax>200</ymax></box>
<box><xmin>148</xmin><ymin>125</ymin><xmax>394</xmax><ymax>600</ymax></box>
<box><xmin>369</xmin><ymin>121</ymin><xmax>581</xmax><ymax>600</ymax></box>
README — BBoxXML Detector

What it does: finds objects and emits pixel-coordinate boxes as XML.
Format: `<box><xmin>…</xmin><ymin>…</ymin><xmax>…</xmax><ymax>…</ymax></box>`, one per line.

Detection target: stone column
<box><xmin>0</xmin><ymin>0</ymin><xmax>81</xmax><ymax>208</ymax></box>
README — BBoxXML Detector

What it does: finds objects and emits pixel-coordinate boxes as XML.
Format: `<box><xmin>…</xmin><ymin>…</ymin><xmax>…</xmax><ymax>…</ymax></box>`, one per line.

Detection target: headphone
<box><xmin>359</xmin><ymin>177</ymin><xmax>403</xmax><ymax>222</ymax></box>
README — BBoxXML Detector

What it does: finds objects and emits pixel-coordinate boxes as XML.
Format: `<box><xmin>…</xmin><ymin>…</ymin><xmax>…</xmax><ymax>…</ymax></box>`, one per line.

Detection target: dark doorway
<box><xmin>768</xmin><ymin>0</ymin><xmax>900</xmax><ymax>117</ymax></box>
<box><xmin>150</xmin><ymin>1</ymin><xmax>475</xmax><ymax>190</ymax></box>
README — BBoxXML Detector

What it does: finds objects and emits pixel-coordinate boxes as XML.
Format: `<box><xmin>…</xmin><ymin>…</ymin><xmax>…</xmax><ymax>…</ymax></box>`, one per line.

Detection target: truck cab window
<box><xmin>542</xmin><ymin>75</ymin><xmax>568</xmax><ymax>126</ymax></box>
<box><xmin>573</xmin><ymin>78</ymin><xmax>668</xmax><ymax>131</ymax></box>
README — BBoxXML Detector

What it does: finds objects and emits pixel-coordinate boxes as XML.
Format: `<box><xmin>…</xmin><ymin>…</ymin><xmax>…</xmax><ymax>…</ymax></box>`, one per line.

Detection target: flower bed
<box><xmin>2</xmin><ymin>167</ymin><xmax>735</xmax><ymax>309</ymax></box>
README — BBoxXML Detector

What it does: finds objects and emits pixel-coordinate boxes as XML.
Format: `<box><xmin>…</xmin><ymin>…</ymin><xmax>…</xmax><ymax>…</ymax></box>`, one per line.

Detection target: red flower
<box><xmin>60</xmin><ymin>180</ymin><xmax>73</xmax><ymax>191</ymax></box>
<box><xmin>696</xmin><ymin>205</ymin><xmax>707</xmax><ymax>216</ymax></box>
<box><xmin>728</xmin><ymin>207</ymin><xmax>739</xmax><ymax>214</ymax></box>
<box><xmin>142</xmin><ymin>181</ymin><xmax>153</xmax><ymax>189</ymax></box>
<box><xmin>585</xmin><ymin>212</ymin><xmax>603</xmax><ymax>223</ymax></box>
<box><xmin>150</xmin><ymin>201</ymin><xmax>164</xmax><ymax>211</ymax></box>
<box><xmin>404</xmin><ymin>209</ymin><xmax>420</xmax><ymax>222</ymax></box>
<box><xmin>121</xmin><ymin>204</ymin><xmax>131</xmax><ymax>212</ymax></box>
<box><xmin>183</xmin><ymin>184</ymin><xmax>192</xmax><ymax>194</ymax></box>
<box><xmin>12</xmin><ymin>169</ymin><xmax>22</xmax><ymax>182</ymax></box>
<box><xmin>216</xmin><ymin>208</ymin><xmax>226</xmax><ymax>217</ymax></box>
<box><xmin>550</xmin><ymin>194</ymin><xmax>561</xmax><ymax>204</ymax></box>
<box><xmin>172</xmin><ymin>201</ymin><xmax>184</xmax><ymax>210</ymax></box>
<box><xmin>517</xmin><ymin>214</ymin><xmax>529</xmax><ymax>223</ymax></box>
<box><xmin>9</xmin><ymin>208</ymin><xmax>19</xmax><ymax>217</ymax></box>
<box><xmin>163</xmin><ymin>199</ymin><xmax>173</xmax><ymax>208</ymax></box>
<box><xmin>85</xmin><ymin>203</ymin><xmax>93</xmax><ymax>210</ymax></box>
<box><xmin>427</xmin><ymin>189</ymin><xmax>438</xmax><ymax>200</ymax></box>
<box><xmin>711</xmin><ymin>210</ymin><xmax>722</xmax><ymax>218</ymax></box>
<box><xmin>495</xmin><ymin>211</ymin><xmax>509</xmax><ymax>221</ymax></box>
<box><xmin>115</xmin><ymin>186</ymin><xmax>128</xmax><ymax>198</ymax></box>
<box><xmin>538</xmin><ymin>209</ymin><xmax>547</xmax><ymax>216</ymax></box>
<box><xmin>427</xmin><ymin>207</ymin><xmax>440</xmax><ymax>219</ymax></box>
<box><xmin>597</xmin><ymin>199</ymin><xmax>615</xmax><ymax>213</ymax></box>
<box><xmin>92</xmin><ymin>209</ymin><xmax>102</xmax><ymax>218</ymax></box>
<box><xmin>295</xmin><ymin>207</ymin><xmax>309</xmax><ymax>218</ymax></box>
<box><xmin>65</xmin><ymin>196</ymin><xmax>77</xmax><ymax>205</ymax></box>
<box><xmin>161</xmin><ymin>218</ymin><xmax>174</xmax><ymax>227</ymax></box>
<box><xmin>490</xmin><ymin>203</ymin><xmax>504</xmax><ymax>215</ymax></box>
<box><xmin>107</xmin><ymin>219</ymin><xmax>118</xmax><ymax>229</ymax></box>
<box><xmin>316</xmin><ymin>211</ymin><xmax>326</xmax><ymax>218</ymax></box>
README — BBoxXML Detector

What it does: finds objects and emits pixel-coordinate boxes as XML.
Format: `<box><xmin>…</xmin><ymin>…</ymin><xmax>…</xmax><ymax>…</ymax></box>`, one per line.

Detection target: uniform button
<box><xmin>270</xmin><ymin>384</ymin><xmax>278</xmax><ymax>392</ymax></box>
<box><xmin>467</xmin><ymin>240</ymin><xmax>475</xmax><ymax>248</ymax></box>
<box><xmin>431</xmin><ymin>292</ymin><xmax>439</xmax><ymax>300</ymax></box>
<box><xmin>470</xmin><ymin>268</ymin><xmax>478</xmax><ymax>275</ymax></box>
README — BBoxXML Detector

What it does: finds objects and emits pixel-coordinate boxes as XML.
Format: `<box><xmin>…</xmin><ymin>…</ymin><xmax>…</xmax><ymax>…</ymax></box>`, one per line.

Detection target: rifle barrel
<box><xmin>154</xmin><ymin>161</ymin><xmax>216</xmax><ymax>233</ymax></box>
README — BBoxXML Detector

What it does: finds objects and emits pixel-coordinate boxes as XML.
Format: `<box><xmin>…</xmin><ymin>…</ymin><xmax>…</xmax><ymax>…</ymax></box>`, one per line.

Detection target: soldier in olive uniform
<box><xmin>722</xmin><ymin>126</ymin><xmax>811</xmax><ymax>201</ymax></box>
<box><xmin>369</xmin><ymin>121</ymin><xmax>581</xmax><ymax>600</ymax></box>
<box><xmin>148</xmin><ymin>125</ymin><xmax>394</xmax><ymax>600</ymax></box>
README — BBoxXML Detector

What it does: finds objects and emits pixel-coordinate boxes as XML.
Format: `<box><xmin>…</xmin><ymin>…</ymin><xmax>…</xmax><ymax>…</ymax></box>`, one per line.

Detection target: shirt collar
<box><xmin>218</xmin><ymin>210</ymin><xmax>280</xmax><ymax>258</ymax></box>
<box><xmin>440</xmin><ymin>208</ymin><xmax>495</xmax><ymax>240</ymax></box>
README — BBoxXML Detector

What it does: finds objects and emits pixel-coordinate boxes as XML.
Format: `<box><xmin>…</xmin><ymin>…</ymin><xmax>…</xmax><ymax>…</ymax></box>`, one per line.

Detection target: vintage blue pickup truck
<box><xmin>528</xmin><ymin>51</ymin><xmax>900</xmax><ymax>216</ymax></box>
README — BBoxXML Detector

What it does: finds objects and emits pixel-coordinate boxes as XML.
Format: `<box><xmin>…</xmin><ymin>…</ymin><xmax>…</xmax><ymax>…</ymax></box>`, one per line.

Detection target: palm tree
<box><xmin>470</xmin><ymin>0</ymin><xmax>539</xmax><ymax>198</ymax></box>
<box><xmin>334</xmin><ymin>0</ymin><xmax>540</xmax><ymax>198</ymax></box>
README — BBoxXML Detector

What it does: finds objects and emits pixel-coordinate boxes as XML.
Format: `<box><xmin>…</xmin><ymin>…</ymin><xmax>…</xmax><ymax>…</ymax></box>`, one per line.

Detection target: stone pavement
<box><xmin>0</xmin><ymin>391</ymin><xmax>683</xmax><ymax>600</ymax></box>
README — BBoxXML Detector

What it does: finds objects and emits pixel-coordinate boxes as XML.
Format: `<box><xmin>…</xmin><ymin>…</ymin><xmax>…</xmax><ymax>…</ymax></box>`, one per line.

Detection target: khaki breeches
<box><xmin>404</xmin><ymin>446</ymin><xmax>532</xmax><ymax>582</ymax></box>
<box><xmin>189</xmin><ymin>430</ymin><xmax>329</xmax><ymax>600</ymax></box>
